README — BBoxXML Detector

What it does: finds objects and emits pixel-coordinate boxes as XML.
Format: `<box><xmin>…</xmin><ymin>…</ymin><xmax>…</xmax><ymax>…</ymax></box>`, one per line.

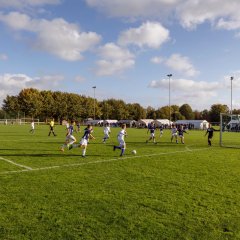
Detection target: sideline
<box><xmin>0</xmin><ymin>146</ymin><xmax>210</xmax><ymax>175</ymax></box>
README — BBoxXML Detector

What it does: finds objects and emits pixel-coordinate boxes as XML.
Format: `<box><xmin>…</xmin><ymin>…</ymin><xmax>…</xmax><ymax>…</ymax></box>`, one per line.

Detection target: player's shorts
<box><xmin>178</xmin><ymin>134</ymin><xmax>184</xmax><ymax>138</ymax></box>
<box><xmin>151</xmin><ymin>133</ymin><xmax>155</xmax><ymax>138</ymax></box>
<box><xmin>104</xmin><ymin>133</ymin><xmax>110</xmax><ymax>139</ymax></box>
<box><xmin>66</xmin><ymin>135</ymin><xmax>76</xmax><ymax>142</ymax></box>
<box><xmin>172</xmin><ymin>133</ymin><xmax>177</xmax><ymax>136</ymax></box>
<box><xmin>118</xmin><ymin>139</ymin><xmax>125</xmax><ymax>148</ymax></box>
<box><xmin>80</xmin><ymin>138</ymin><xmax>88</xmax><ymax>146</ymax></box>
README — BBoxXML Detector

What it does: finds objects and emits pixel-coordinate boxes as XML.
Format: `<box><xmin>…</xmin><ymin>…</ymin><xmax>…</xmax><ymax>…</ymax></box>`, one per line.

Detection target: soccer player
<box><xmin>205</xmin><ymin>123</ymin><xmax>218</xmax><ymax>146</ymax></box>
<box><xmin>73</xmin><ymin>125</ymin><xmax>95</xmax><ymax>157</ymax></box>
<box><xmin>113</xmin><ymin>124</ymin><xmax>127</xmax><ymax>157</ymax></box>
<box><xmin>146</xmin><ymin>122</ymin><xmax>156</xmax><ymax>144</ymax></box>
<box><xmin>159</xmin><ymin>124</ymin><xmax>164</xmax><ymax>138</ymax></box>
<box><xmin>177</xmin><ymin>125</ymin><xmax>188</xmax><ymax>144</ymax></box>
<box><xmin>48</xmin><ymin>118</ymin><xmax>57</xmax><ymax>136</ymax></box>
<box><xmin>102</xmin><ymin>123</ymin><xmax>111</xmax><ymax>143</ymax></box>
<box><xmin>171</xmin><ymin>124</ymin><xmax>178</xmax><ymax>143</ymax></box>
<box><xmin>76</xmin><ymin>121</ymin><xmax>81</xmax><ymax>133</ymax></box>
<box><xmin>29</xmin><ymin>120</ymin><xmax>35</xmax><ymax>134</ymax></box>
<box><xmin>60</xmin><ymin>121</ymin><xmax>76</xmax><ymax>152</ymax></box>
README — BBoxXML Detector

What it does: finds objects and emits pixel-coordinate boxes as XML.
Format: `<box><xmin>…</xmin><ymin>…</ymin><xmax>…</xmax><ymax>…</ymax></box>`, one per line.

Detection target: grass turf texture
<box><xmin>1</xmin><ymin>124</ymin><xmax>240</xmax><ymax>239</ymax></box>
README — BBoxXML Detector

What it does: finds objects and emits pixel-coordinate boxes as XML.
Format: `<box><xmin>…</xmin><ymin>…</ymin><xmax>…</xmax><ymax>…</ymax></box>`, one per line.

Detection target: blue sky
<box><xmin>0</xmin><ymin>0</ymin><xmax>240</xmax><ymax>111</ymax></box>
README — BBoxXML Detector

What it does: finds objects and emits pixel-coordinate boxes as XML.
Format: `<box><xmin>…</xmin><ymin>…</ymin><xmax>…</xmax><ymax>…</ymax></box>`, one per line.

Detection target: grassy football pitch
<box><xmin>1</xmin><ymin>124</ymin><xmax>240</xmax><ymax>240</ymax></box>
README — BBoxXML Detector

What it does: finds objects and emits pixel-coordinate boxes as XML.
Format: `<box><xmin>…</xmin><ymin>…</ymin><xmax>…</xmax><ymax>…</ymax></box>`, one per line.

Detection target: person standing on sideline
<box><xmin>102</xmin><ymin>123</ymin><xmax>111</xmax><ymax>143</ymax></box>
<box><xmin>205</xmin><ymin>123</ymin><xmax>219</xmax><ymax>146</ymax></box>
<box><xmin>29</xmin><ymin>120</ymin><xmax>35</xmax><ymax>134</ymax></box>
<box><xmin>113</xmin><ymin>124</ymin><xmax>127</xmax><ymax>157</ymax></box>
<box><xmin>60</xmin><ymin>121</ymin><xmax>76</xmax><ymax>152</ymax></box>
<box><xmin>48</xmin><ymin>118</ymin><xmax>57</xmax><ymax>136</ymax></box>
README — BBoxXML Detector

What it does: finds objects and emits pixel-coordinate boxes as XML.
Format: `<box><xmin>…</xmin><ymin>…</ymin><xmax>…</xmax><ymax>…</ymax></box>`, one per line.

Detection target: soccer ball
<box><xmin>132</xmin><ymin>149</ymin><xmax>137</xmax><ymax>155</ymax></box>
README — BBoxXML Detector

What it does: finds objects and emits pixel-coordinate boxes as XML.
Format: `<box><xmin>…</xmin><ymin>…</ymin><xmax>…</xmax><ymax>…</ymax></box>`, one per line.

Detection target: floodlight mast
<box><xmin>167</xmin><ymin>74</ymin><xmax>172</xmax><ymax>127</ymax></box>
<box><xmin>230</xmin><ymin>76</ymin><xmax>234</xmax><ymax>114</ymax></box>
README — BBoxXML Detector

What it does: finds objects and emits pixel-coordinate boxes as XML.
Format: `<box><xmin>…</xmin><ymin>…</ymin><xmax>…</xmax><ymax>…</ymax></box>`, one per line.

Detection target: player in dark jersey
<box><xmin>205</xmin><ymin>124</ymin><xmax>219</xmax><ymax>146</ymax></box>
<box><xmin>177</xmin><ymin>125</ymin><xmax>188</xmax><ymax>144</ymax></box>
<box><xmin>78</xmin><ymin>125</ymin><xmax>95</xmax><ymax>157</ymax></box>
<box><xmin>146</xmin><ymin>122</ymin><xmax>156</xmax><ymax>144</ymax></box>
<box><xmin>159</xmin><ymin>125</ymin><xmax>164</xmax><ymax>138</ymax></box>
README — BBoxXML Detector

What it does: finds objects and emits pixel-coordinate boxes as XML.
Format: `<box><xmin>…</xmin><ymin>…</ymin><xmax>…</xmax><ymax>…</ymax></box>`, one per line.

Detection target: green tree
<box><xmin>18</xmin><ymin>88</ymin><xmax>43</xmax><ymax>118</ymax></box>
<box><xmin>2</xmin><ymin>95</ymin><xmax>20</xmax><ymax>117</ymax></box>
<box><xmin>179</xmin><ymin>104</ymin><xmax>194</xmax><ymax>120</ymax></box>
<box><xmin>127</xmin><ymin>103</ymin><xmax>146</xmax><ymax>120</ymax></box>
<box><xmin>146</xmin><ymin>106</ymin><xmax>155</xmax><ymax>119</ymax></box>
<box><xmin>209</xmin><ymin>104</ymin><xmax>229</xmax><ymax>122</ymax></box>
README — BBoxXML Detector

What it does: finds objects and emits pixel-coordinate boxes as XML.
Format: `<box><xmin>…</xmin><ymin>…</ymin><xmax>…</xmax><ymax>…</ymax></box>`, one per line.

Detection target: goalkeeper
<box><xmin>205</xmin><ymin>124</ymin><xmax>219</xmax><ymax>146</ymax></box>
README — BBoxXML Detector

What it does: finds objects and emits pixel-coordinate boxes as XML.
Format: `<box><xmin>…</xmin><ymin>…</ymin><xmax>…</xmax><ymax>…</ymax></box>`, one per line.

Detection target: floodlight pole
<box><xmin>92</xmin><ymin>86</ymin><xmax>96</xmax><ymax>120</ymax></box>
<box><xmin>167</xmin><ymin>74</ymin><xmax>172</xmax><ymax>127</ymax></box>
<box><xmin>230</xmin><ymin>76</ymin><xmax>234</xmax><ymax>114</ymax></box>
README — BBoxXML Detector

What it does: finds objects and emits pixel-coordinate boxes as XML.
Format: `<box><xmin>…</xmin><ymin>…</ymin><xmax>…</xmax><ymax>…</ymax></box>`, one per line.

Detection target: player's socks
<box><xmin>120</xmin><ymin>148</ymin><xmax>125</xmax><ymax>156</ymax></box>
<box><xmin>82</xmin><ymin>149</ymin><xmax>86</xmax><ymax>156</ymax></box>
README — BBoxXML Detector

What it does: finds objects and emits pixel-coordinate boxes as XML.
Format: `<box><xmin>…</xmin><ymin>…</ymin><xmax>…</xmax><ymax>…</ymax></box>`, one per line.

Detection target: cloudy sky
<box><xmin>1</xmin><ymin>0</ymin><xmax>240</xmax><ymax>111</ymax></box>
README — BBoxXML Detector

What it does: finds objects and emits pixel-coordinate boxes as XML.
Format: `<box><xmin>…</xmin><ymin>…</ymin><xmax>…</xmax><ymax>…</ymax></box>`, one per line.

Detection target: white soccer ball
<box><xmin>132</xmin><ymin>149</ymin><xmax>137</xmax><ymax>155</ymax></box>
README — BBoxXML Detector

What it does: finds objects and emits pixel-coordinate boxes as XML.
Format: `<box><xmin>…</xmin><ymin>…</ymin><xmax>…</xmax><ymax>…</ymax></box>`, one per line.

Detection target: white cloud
<box><xmin>0</xmin><ymin>73</ymin><xmax>64</xmax><ymax>104</ymax></box>
<box><xmin>149</xmin><ymin>78</ymin><xmax>220</xmax><ymax>92</ymax></box>
<box><xmin>74</xmin><ymin>75</ymin><xmax>86</xmax><ymax>83</ymax></box>
<box><xmin>165</xmin><ymin>54</ymin><xmax>199</xmax><ymax>77</ymax></box>
<box><xmin>86</xmin><ymin>0</ymin><xmax>240</xmax><ymax>32</ymax></box>
<box><xmin>151</xmin><ymin>54</ymin><xmax>199</xmax><ymax>77</ymax></box>
<box><xmin>118</xmin><ymin>22</ymin><xmax>170</xmax><ymax>49</ymax></box>
<box><xmin>0</xmin><ymin>0</ymin><xmax>61</xmax><ymax>8</ymax></box>
<box><xmin>151</xmin><ymin>56</ymin><xmax>164</xmax><ymax>64</ymax></box>
<box><xmin>85</xmin><ymin>0</ymin><xmax>178</xmax><ymax>19</ymax></box>
<box><xmin>149</xmin><ymin>77</ymin><xmax>222</xmax><ymax>109</ymax></box>
<box><xmin>0</xmin><ymin>54</ymin><xmax>8</xmax><ymax>60</ymax></box>
<box><xmin>95</xmin><ymin>43</ymin><xmax>135</xmax><ymax>76</ymax></box>
<box><xmin>0</xmin><ymin>12</ymin><xmax>102</xmax><ymax>61</ymax></box>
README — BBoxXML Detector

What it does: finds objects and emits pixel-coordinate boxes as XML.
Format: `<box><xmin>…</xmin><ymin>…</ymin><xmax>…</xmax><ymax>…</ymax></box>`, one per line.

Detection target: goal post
<box><xmin>220</xmin><ymin>113</ymin><xmax>240</xmax><ymax>148</ymax></box>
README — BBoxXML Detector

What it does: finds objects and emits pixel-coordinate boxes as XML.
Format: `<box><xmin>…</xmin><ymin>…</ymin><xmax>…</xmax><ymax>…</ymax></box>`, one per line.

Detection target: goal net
<box><xmin>220</xmin><ymin>113</ymin><xmax>240</xmax><ymax>148</ymax></box>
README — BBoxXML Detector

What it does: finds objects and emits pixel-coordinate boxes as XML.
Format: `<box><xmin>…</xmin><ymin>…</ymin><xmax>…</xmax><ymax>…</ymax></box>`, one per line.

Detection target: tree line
<box><xmin>0</xmin><ymin>88</ymin><xmax>239</xmax><ymax>122</ymax></box>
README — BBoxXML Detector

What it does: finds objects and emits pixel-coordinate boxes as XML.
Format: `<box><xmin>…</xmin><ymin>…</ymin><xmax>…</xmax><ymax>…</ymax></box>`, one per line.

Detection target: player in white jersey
<box><xmin>102</xmin><ymin>123</ymin><xmax>111</xmax><ymax>143</ymax></box>
<box><xmin>29</xmin><ymin>120</ymin><xmax>35</xmax><ymax>134</ymax></box>
<box><xmin>60</xmin><ymin>121</ymin><xmax>76</xmax><ymax>151</ymax></box>
<box><xmin>113</xmin><ymin>124</ymin><xmax>127</xmax><ymax>157</ymax></box>
<box><xmin>171</xmin><ymin>125</ymin><xmax>178</xmax><ymax>143</ymax></box>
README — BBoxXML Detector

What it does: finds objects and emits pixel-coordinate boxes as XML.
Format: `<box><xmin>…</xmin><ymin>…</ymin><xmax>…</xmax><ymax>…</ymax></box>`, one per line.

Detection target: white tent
<box><xmin>137</xmin><ymin>119</ymin><xmax>153</xmax><ymax>128</ymax></box>
<box><xmin>153</xmin><ymin>119</ymin><xmax>172</xmax><ymax>127</ymax></box>
<box><xmin>227</xmin><ymin>119</ymin><xmax>240</xmax><ymax>129</ymax></box>
<box><xmin>103</xmin><ymin>119</ymin><xmax>118</xmax><ymax>126</ymax></box>
<box><xmin>175</xmin><ymin>120</ymin><xmax>209</xmax><ymax>130</ymax></box>
<box><xmin>118</xmin><ymin>120</ymin><xmax>137</xmax><ymax>127</ymax></box>
<box><xmin>86</xmin><ymin>119</ymin><xmax>103</xmax><ymax>126</ymax></box>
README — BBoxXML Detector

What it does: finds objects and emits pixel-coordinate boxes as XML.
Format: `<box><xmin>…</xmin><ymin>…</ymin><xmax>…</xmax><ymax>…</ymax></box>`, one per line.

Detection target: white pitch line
<box><xmin>0</xmin><ymin>147</ymin><xmax>210</xmax><ymax>175</ymax></box>
<box><xmin>0</xmin><ymin>157</ymin><xmax>33</xmax><ymax>170</ymax></box>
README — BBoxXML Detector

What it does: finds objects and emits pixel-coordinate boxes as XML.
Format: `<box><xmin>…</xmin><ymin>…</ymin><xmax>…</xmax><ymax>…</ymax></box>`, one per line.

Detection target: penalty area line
<box><xmin>0</xmin><ymin>157</ymin><xmax>33</xmax><ymax>170</ymax></box>
<box><xmin>0</xmin><ymin>147</ymin><xmax>209</xmax><ymax>175</ymax></box>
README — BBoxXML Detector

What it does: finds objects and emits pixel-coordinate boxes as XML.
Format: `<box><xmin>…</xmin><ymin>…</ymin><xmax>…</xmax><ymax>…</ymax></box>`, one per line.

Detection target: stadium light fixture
<box><xmin>230</xmin><ymin>76</ymin><xmax>234</xmax><ymax>114</ymax></box>
<box><xmin>167</xmin><ymin>74</ymin><xmax>172</xmax><ymax>127</ymax></box>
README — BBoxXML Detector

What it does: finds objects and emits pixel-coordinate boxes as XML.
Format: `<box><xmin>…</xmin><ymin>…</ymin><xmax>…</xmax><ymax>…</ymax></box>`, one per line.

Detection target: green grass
<box><xmin>1</xmin><ymin>124</ymin><xmax>240</xmax><ymax>239</ymax></box>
